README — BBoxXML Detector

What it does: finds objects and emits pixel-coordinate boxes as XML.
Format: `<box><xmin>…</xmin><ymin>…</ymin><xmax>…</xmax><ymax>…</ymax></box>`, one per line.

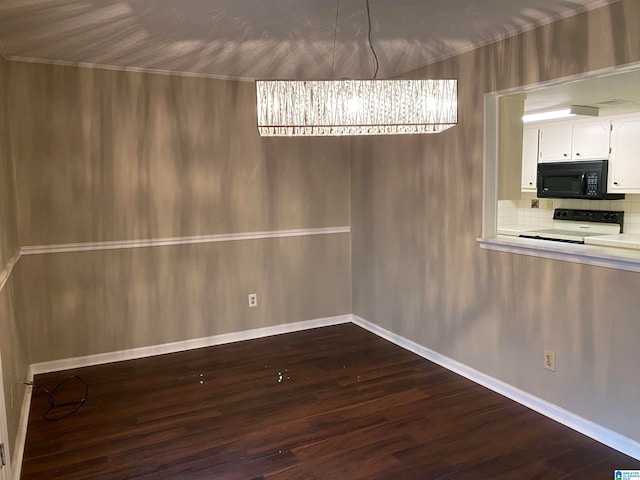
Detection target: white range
<box><xmin>508</xmin><ymin>209</ymin><xmax>624</xmax><ymax>244</ymax></box>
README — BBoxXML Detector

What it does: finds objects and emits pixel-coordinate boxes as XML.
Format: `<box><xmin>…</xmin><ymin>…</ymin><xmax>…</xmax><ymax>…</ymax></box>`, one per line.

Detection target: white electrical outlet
<box><xmin>544</xmin><ymin>350</ymin><xmax>556</xmax><ymax>372</ymax></box>
<box><xmin>248</xmin><ymin>293</ymin><xmax>257</xmax><ymax>308</ymax></box>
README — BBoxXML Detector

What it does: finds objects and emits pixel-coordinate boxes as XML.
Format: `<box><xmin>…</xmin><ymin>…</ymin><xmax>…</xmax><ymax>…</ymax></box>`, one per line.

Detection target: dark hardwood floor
<box><xmin>21</xmin><ymin>323</ymin><xmax>640</xmax><ymax>479</ymax></box>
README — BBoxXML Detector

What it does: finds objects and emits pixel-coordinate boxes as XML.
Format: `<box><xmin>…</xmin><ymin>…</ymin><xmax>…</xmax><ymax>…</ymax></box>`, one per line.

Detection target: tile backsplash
<box><xmin>498</xmin><ymin>193</ymin><xmax>640</xmax><ymax>234</ymax></box>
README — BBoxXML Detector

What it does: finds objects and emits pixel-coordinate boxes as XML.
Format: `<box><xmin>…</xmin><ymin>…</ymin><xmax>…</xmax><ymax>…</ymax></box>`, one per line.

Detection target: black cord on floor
<box><xmin>22</xmin><ymin>375</ymin><xmax>88</xmax><ymax>421</ymax></box>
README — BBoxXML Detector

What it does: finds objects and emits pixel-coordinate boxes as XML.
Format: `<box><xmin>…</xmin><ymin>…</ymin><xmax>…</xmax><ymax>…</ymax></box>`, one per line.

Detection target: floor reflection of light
<box><xmin>276</xmin><ymin>368</ymin><xmax>290</xmax><ymax>383</ymax></box>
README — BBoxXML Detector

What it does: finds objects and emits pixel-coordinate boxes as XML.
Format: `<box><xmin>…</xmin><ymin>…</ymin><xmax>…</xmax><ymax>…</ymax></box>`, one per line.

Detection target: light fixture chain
<box><xmin>365</xmin><ymin>0</ymin><xmax>379</xmax><ymax>79</ymax></box>
<box><xmin>331</xmin><ymin>0</ymin><xmax>340</xmax><ymax>80</ymax></box>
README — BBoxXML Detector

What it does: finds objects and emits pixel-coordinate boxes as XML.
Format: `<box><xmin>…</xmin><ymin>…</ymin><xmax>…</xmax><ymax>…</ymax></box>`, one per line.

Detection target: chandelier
<box><xmin>256</xmin><ymin>79</ymin><xmax>458</xmax><ymax>136</ymax></box>
<box><xmin>255</xmin><ymin>0</ymin><xmax>458</xmax><ymax>137</ymax></box>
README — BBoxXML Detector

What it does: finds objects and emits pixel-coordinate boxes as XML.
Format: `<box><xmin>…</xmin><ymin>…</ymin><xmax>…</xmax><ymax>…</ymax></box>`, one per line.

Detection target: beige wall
<box><xmin>9</xmin><ymin>63</ymin><xmax>350</xmax><ymax>245</ymax></box>
<box><xmin>0</xmin><ymin>272</ymin><xmax>27</xmax><ymax>462</ymax></box>
<box><xmin>0</xmin><ymin>57</ymin><xmax>29</xmax><ymax>465</ymax></box>
<box><xmin>351</xmin><ymin>0</ymin><xmax>640</xmax><ymax>442</ymax></box>
<box><xmin>7</xmin><ymin>62</ymin><xmax>352</xmax><ymax>362</ymax></box>
<box><xmin>0</xmin><ymin>58</ymin><xmax>19</xmax><ymax>264</ymax></box>
<box><xmin>20</xmin><ymin>234</ymin><xmax>351</xmax><ymax>362</ymax></box>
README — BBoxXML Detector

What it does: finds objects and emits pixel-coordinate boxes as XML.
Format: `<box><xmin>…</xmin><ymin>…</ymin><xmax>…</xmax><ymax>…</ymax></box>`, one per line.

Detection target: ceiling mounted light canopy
<box><xmin>255</xmin><ymin>0</ymin><xmax>458</xmax><ymax>137</ymax></box>
<box><xmin>256</xmin><ymin>79</ymin><xmax>458</xmax><ymax>136</ymax></box>
<box><xmin>522</xmin><ymin>105</ymin><xmax>599</xmax><ymax>123</ymax></box>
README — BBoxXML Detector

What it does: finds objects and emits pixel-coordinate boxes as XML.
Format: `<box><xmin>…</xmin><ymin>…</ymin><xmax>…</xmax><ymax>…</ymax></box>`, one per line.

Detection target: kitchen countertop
<box><xmin>498</xmin><ymin>224</ymin><xmax>640</xmax><ymax>251</ymax></box>
<box><xmin>584</xmin><ymin>233</ymin><xmax>640</xmax><ymax>250</ymax></box>
<box><xmin>497</xmin><ymin>224</ymin><xmax>541</xmax><ymax>236</ymax></box>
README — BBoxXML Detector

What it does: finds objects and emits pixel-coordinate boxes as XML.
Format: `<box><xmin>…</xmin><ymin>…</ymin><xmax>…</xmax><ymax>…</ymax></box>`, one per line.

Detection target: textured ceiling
<box><xmin>0</xmin><ymin>0</ymin><xmax>619</xmax><ymax>81</ymax></box>
<box><xmin>523</xmin><ymin>68</ymin><xmax>640</xmax><ymax>115</ymax></box>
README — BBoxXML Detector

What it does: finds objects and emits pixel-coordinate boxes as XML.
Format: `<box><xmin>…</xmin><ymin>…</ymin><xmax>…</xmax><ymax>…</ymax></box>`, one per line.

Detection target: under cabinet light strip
<box><xmin>522</xmin><ymin>105</ymin><xmax>598</xmax><ymax>123</ymax></box>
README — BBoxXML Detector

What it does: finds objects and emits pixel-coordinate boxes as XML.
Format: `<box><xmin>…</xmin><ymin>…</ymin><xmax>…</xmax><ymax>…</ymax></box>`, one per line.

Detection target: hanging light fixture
<box><xmin>255</xmin><ymin>1</ymin><xmax>458</xmax><ymax>137</ymax></box>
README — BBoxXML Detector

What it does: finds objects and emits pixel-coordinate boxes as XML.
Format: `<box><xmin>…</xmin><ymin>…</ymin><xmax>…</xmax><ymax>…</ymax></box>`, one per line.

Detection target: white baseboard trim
<box><xmin>11</xmin><ymin>368</ymin><xmax>33</xmax><ymax>480</ymax></box>
<box><xmin>30</xmin><ymin>315</ymin><xmax>352</xmax><ymax>375</ymax></box>
<box><xmin>351</xmin><ymin>314</ymin><xmax>640</xmax><ymax>461</ymax></box>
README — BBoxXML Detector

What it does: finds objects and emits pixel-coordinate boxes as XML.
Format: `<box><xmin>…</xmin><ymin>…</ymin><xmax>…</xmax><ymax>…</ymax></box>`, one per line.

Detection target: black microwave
<box><xmin>537</xmin><ymin>160</ymin><xmax>624</xmax><ymax>200</ymax></box>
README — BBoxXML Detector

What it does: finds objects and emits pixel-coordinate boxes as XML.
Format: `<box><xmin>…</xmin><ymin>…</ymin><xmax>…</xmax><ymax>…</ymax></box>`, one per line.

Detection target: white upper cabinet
<box><xmin>609</xmin><ymin>115</ymin><xmax>640</xmax><ymax>193</ymax></box>
<box><xmin>571</xmin><ymin>119</ymin><xmax>612</xmax><ymax>160</ymax></box>
<box><xmin>538</xmin><ymin>119</ymin><xmax>611</xmax><ymax>162</ymax></box>
<box><xmin>538</xmin><ymin>122</ymin><xmax>572</xmax><ymax>162</ymax></box>
<box><xmin>521</xmin><ymin>128</ymin><xmax>539</xmax><ymax>191</ymax></box>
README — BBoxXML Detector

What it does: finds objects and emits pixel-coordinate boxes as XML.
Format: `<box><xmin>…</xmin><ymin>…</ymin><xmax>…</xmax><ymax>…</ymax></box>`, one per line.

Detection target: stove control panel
<box><xmin>553</xmin><ymin>208</ymin><xmax>624</xmax><ymax>228</ymax></box>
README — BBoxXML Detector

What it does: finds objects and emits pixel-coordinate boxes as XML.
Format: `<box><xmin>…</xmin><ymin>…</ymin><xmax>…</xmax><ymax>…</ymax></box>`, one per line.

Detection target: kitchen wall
<box><xmin>0</xmin><ymin>57</ymin><xmax>29</xmax><ymax>466</ymax></box>
<box><xmin>7</xmin><ymin>61</ymin><xmax>352</xmax><ymax>362</ymax></box>
<box><xmin>351</xmin><ymin>0</ymin><xmax>640</xmax><ymax>443</ymax></box>
<box><xmin>498</xmin><ymin>193</ymin><xmax>640</xmax><ymax>234</ymax></box>
<box><xmin>497</xmin><ymin>193</ymin><xmax>554</xmax><ymax>228</ymax></box>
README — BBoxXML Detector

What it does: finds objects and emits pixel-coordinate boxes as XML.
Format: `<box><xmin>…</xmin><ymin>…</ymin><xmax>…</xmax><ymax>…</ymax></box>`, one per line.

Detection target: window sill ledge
<box><xmin>478</xmin><ymin>235</ymin><xmax>640</xmax><ymax>273</ymax></box>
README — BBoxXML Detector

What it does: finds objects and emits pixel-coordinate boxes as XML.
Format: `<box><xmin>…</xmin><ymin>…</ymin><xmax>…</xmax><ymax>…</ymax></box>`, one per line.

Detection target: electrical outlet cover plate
<box><xmin>248</xmin><ymin>293</ymin><xmax>257</xmax><ymax>308</ymax></box>
<box><xmin>544</xmin><ymin>350</ymin><xmax>556</xmax><ymax>371</ymax></box>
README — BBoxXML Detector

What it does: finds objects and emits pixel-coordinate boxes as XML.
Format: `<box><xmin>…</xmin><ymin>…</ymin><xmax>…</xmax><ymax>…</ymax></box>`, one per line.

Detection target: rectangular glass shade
<box><xmin>256</xmin><ymin>79</ymin><xmax>457</xmax><ymax>136</ymax></box>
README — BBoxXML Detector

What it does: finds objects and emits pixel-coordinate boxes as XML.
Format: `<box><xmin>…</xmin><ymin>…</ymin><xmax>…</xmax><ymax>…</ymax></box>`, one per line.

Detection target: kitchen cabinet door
<box><xmin>521</xmin><ymin>128</ymin><xmax>539</xmax><ymax>191</ymax></box>
<box><xmin>609</xmin><ymin>117</ymin><xmax>640</xmax><ymax>193</ymax></box>
<box><xmin>571</xmin><ymin>119</ymin><xmax>611</xmax><ymax>160</ymax></box>
<box><xmin>538</xmin><ymin>123</ymin><xmax>572</xmax><ymax>162</ymax></box>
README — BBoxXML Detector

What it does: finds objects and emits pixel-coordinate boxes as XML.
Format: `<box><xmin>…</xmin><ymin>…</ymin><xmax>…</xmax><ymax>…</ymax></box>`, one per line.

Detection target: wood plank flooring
<box><xmin>21</xmin><ymin>323</ymin><xmax>640</xmax><ymax>479</ymax></box>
